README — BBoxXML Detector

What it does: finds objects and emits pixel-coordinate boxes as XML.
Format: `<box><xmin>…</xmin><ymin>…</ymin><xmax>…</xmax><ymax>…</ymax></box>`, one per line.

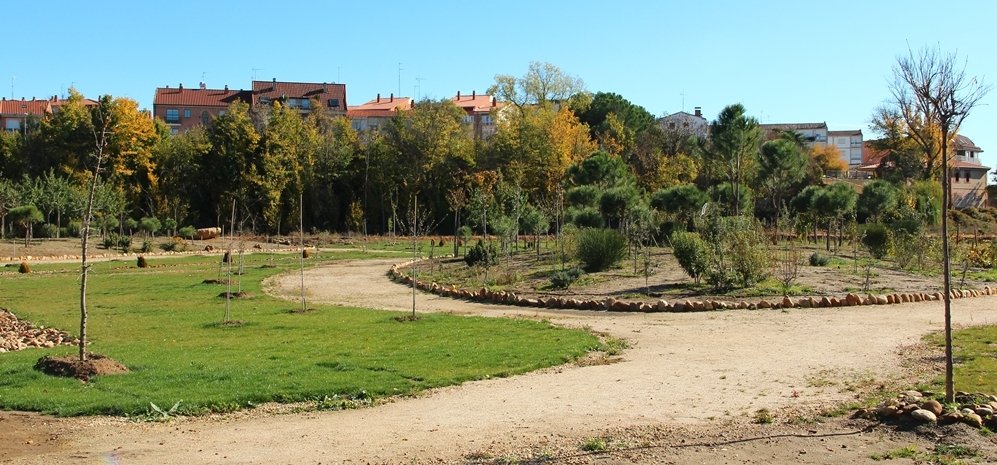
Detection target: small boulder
<box><xmin>875</xmin><ymin>295</ymin><xmax>889</xmax><ymax>305</ymax></box>
<box><xmin>782</xmin><ymin>296</ymin><xmax>794</xmax><ymax>308</ymax></box>
<box><xmin>938</xmin><ymin>412</ymin><xmax>963</xmax><ymax>426</ymax></box>
<box><xmin>656</xmin><ymin>300</ymin><xmax>669</xmax><ymax>312</ymax></box>
<box><xmin>909</xmin><ymin>409</ymin><xmax>937</xmax><ymax>423</ymax></box>
<box><xmin>757</xmin><ymin>300</ymin><xmax>771</xmax><ymax>309</ymax></box>
<box><xmin>963</xmin><ymin>413</ymin><xmax>984</xmax><ymax>428</ymax></box>
<box><xmin>819</xmin><ymin>296</ymin><xmax>832</xmax><ymax>307</ymax></box>
<box><xmin>921</xmin><ymin>400</ymin><xmax>944</xmax><ymax>416</ymax></box>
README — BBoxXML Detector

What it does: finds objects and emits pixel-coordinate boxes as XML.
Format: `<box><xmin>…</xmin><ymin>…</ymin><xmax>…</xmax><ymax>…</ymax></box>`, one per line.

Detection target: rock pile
<box><xmin>0</xmin><ymin>309</ymin><xmax>78</xmax><ymax>352</ymax></box>
<box><xmin>388</xmin><ymin>261</ymin><xmax>995</xmax><ymax>314</ymax></box>
<box><xmin>856</xmin><ymin>390</ymin><xmax>997</xmax><ymax>429</ymax></box>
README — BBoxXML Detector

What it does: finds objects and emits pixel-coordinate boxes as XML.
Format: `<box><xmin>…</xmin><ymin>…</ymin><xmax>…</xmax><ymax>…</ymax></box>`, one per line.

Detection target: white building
<box><xmin>828</xmin><ymin>130</ymin><xmax>863</xmax><ymax>167</ymax></box>
<box><xmin>657</xmin><ymin>107</ymin><xmax>708</xmax><ymax>139</ymax></box>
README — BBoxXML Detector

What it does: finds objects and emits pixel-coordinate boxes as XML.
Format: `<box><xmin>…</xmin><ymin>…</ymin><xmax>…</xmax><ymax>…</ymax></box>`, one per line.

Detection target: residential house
<box><xmin>657</xmin><ymin>107</ymin><xmax>708</xmax><ymax>139</ymax></box>
<box><xmin>858</xmin><ymin>135</ymin><xmax>990</xmax><ymax>208</ymax></box>
<box><xmin>828</xmin><ymin>129</ymin><xmax>864</xmax><ymax>167</ymax></box>
<box><xmin>251</xmin><ymin>79</ymin><xmax>347</xmax><ymax>116</ymax></box>
<box><xmin>950</xmin><ymin>135</ymin><xmax>990</xmax><ymax>208</ymax></box>
<box><xmin>153</xmin><ymin>83</ymin><xmax>250</xmax><ymax>134</ymax></box>
<box><xmin>451</xmin><ymin>91</ymin><xmax>500</xmax><ymax>139</ymax></box>
<box><xmin>759</xmin><ymin>122</ymin><xmax>829</xmax><ymax>146</ymax></box>
<box><xmin>1</xmin><ymin>95</ymin><xmax>97</xmax><ymax>132</ymax></box>
<box><xmin>347</xmin><ymin>93</ymin><xmax>413</xmax><ymax>132</ymax></box>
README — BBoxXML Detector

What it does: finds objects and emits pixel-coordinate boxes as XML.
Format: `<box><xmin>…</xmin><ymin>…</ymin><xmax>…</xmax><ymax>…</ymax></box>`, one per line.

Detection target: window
<box><xmin>957</xmin><ymin>150</ymin><xmax>966</xmax><ymax>156</ymax></box>
<box><xmin>481</xmin><ymin>115</ymin><xmax>493</xmax><ymax>125</ymax></box>
<box><xmin>965</xmin><ymin>171</ymin><xmax>971</xmax><ymax>182</ymax></box>
<box><xmin>683</xmin><ymin>122</ymin><xmax>690</xmax><ymax>128</ymax></box>
<box><xmin>165</xmin><ymin>109</ymin><xmax>180</xmax><ymax>123</ymax></box>
<box><xmin>201</xmin><ymin>111</ymin><xmax>210</xmax><ymax>126</ymax></box>
<box><xmin>183</xmin><ymin>109</ymin><xmax>191</xmax><ymax>119</ymax></box>
<box><xmin>668</xmin><ymin>122</ymin><xmax>676</xmax><ymax>129</ymax></box>
<box><xmin>327</xmin><ymin>98</ymin><xmax>339</xmax><ymax>108</ymax></box>
<box><xmin>5</xmin><ymin>119</ymin><xmax>20</xmax><ymax>131</ymax></box>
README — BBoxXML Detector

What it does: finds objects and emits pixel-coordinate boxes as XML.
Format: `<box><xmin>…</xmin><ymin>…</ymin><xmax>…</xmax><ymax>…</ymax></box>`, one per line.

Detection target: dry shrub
<box><xmin>137</xmin><ymin>256</ymin><xmax>148</xmax><ymax>268</ymax></box>
<box><xmin>18</xmin><ymin>262</ymin><xmax>30</xmax><ymax>274</ymax></box>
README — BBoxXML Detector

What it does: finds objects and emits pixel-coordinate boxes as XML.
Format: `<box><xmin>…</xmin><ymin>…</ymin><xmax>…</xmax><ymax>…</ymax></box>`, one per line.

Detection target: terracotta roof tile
<box><xmin>0</xmin><ymin>97</ymin><xmax>96</xmax><ymax>116</ymax></box>
<box><xmin>154</xmin><ymin>87</ymin><xmax>251</xmax><ymax>107</ymax></box>
<box><xmin>452</xmin><ymin>93</ymin><xmax>496</xmax><ymax>113</ymax></box>
<box><xmin>350</xmin><ymin>96</ymin><xmax>413</xmax><ymax>112</ymax></box>
<box><xmin>251</xmin><ymin>80</ymin><xmax>347</xmax><ymax>110</ymax></box>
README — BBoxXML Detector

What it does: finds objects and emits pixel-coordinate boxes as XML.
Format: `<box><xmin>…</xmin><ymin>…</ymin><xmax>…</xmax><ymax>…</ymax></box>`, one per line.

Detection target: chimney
<box><xmin>492</xmin><ymin>97</ymin><xmax>497</xmax><ymax>107</ymax></box>
<box><xmin>457</xmin><ymin>91</ymin><xmax>461</xmax><ymax>99</ymax></box>
<box><xmin>694</xmin><ymin>107</ymin><xmax>702</xmax><ymax>118</ymax></box>
<box><xmin>273</xmin><ymin>77</ymin><xmax>276</xmax><ymax>83</ymax></box>
<box><xmin>179</xmin><ymin>83</ymin><xmax>183</xmax><ymax>90</ymax></box>
<box><xmin>199</xmin><ymin>82</ymin><xmax>206</xmax><ymax>90</ymax></box>
<box><xmin>224</xmin><ymin>85</ymin><xmax>229</xmax><ymax>91</ymax></box>
<box><xmin>390</xmin><ymin>93</ymin><xmax>394</xmax><ymax>102</ymax></box>
<box><xmin>472</xmin><ymin>90</ymin><xmax>476</xmax><ymax>99</ymax></box>
<box><xmin>376</xmin><ymin>93</ymin><xmax>381</xmax><ymax>103</ymax></box>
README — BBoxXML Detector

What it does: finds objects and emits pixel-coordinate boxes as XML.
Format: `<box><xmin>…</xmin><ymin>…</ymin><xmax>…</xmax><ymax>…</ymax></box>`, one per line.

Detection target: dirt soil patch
<box><xmin>5</xmin><ymin>257</ymin><xmax>997</xmax><ymax>464</ymax></box>
<box><xmin>34</xmin><ymin>354</ymin><xmax>129</xmax><ymax>381</ymax></box>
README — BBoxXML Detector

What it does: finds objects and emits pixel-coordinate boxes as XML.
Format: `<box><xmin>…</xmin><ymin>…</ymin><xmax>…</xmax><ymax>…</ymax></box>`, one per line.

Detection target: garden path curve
<box><xmin>9</xmin><ymin>257</ymin><xmax>997</xmax><ymax>465</ymax></box>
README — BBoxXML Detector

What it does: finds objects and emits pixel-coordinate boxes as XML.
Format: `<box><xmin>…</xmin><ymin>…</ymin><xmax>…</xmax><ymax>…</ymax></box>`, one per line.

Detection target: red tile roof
<box><xmin>452</xmin><ymin>92</ymin><xmax>496</xmax><ymax>113</ymax></box>
<box><xmin>251</xmin><ymin>80</ymin><xmax>346</xmax><ymax>110</ymax></box>
<box><xmin>0</xmin><ymin>97</ymin><xmax>96</xmax><ymax>116</ymax></box>
<box><xmin>349</xmin><ymin>95</ymin><xmax>413</xmax><ymax>112</ymax></box>
<box><xmin>154</xmin><ymin>87</ymin><xmax>250</xmax><ymax>107</ymax></box>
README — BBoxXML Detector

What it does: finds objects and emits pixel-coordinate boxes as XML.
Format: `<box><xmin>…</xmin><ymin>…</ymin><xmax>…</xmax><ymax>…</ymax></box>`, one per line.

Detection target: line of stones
<box><xmin>389</xmin><ymin>260</ymin><xmax>994</xmax><ymax>312</ymax></box>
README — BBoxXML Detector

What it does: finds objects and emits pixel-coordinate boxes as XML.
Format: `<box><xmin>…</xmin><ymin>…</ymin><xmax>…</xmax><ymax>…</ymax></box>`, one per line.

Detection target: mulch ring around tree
<box><xmin>218</xmin><ymin>291</ymin><xmax>252</xmax><ymax>299</ymax></box>
<box><xmin>34</xmin><ymin>354</ymin><xmax>129</xmax><ymax>382</ymax></box>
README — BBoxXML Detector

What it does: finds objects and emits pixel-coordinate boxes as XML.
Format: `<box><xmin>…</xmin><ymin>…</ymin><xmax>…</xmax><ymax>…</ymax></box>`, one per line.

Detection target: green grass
<box><xmin>0</xmin><ymin>252</ymin><xmax>599</xmax><ymax>416</ymax></box>
<box><xmin>925</xmin><ymin>324</ymin><xmax>997</xmax><ymax>394</ymax></box>
<box><xmin>966</xmin><ymin>268</ymin><xmax>997</xmax><ymax>283</ymax></box>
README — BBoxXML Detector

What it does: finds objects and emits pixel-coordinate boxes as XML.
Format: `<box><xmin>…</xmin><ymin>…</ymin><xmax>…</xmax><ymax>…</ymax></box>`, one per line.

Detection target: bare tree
<box><xmin>890</xmin><ymin>45</ymin><xmax>990</xmax><ymax>403</ymax></box>
<box><xmin>79</xmin><ymin>104</ymin><xmax>112</xmax><ymax>362</ymax></box>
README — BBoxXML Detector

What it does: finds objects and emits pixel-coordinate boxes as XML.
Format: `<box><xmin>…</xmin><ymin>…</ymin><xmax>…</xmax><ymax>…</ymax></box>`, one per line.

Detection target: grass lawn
<box><xmin>925</xmin><ymin>324</ymin><xmax>997</xmax><ymax>394</ymax></box>
<box><xmin>0</xmin><ymin>251</ymin><xmax>599</xmax><ymax>416</ymax></box>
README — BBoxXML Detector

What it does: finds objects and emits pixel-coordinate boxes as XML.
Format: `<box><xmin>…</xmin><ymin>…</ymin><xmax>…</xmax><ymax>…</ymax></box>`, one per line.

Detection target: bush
<box><xmin>18</xmin><ymin>262</ymin><xmax>30</xmax><ymax>273</ymax></box>
<box><xmin>670</xmin><ymin>231</ymin><xmax>709</xmax><ymax>283</ymax></box>
<box><xmin>137</xmin><ymin>256</ymin><xmax>148</xmax><ymax>268</ymax></box>
<box><xmin>862</xmin><ymin>223</ymin><xmax>890</xmax><ymax>259</ymax></box>
<box><xmin>66</xmin><ymin>220</ymin><xmax>82</xmax><ymax>238</ymax></box>
<box><xmin>809</xmin><ymin>252</ymin><xmax>830</xmax><ymax>267</ymax></box>
<box><xmin>464</xmin><ymin>240</ymin><xmax>497</xmax><ymax>267</ymax></box>
<box><xmin>575</xmin><ymin>228</ymin><xmax>627</xmax><ymax>272</ymax></box>
<box><xmin>37</xmin><ymin>223</ymin><xmax>60</xmax><ymax>238</ymax></box>
<box><xmin>140</xmin><ymin>240</ymin><xmax>154</xmax><ymax>253</ymax></box>
<box><xmin>701</xmin><ymin>216</ymin><xmax>770</xmax><ymax>290</ymax></box>
<box><xmin>178</xmin><ymin>225</ymin><xmax>197</xmax><ymax>240</ymax></box>
<box><xmin>160</xmin><ymin>238</ymin><xmax>189</xmax><ymax>252</ymax></box>
<box><xmin>549</xmin><ymin>267</ymin><xmax>583</xmax><ymax>290</ymax></box>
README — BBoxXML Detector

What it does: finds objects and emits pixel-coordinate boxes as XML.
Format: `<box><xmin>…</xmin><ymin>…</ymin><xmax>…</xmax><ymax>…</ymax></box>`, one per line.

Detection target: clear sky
<box><xmin>5</xmin><ymin>1</ymin><xmax>996</xmax><ymax>182</ymax></box>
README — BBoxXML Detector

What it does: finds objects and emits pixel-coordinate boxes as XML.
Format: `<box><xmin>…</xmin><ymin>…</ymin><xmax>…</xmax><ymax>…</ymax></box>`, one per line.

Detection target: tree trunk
<box><xmin>941</xmin><ymin>129</ymin><xmax>954</xmax><ymax>404</ymax></box>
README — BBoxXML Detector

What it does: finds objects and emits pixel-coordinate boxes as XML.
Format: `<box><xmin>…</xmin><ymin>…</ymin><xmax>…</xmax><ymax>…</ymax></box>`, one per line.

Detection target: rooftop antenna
<box><xmin>337</xmin><ymin>66</ymin><xmax>341</xmax><ymax>83</ymax></box>
<box><xmin>10</xmin><ymin>76</ymin><xmax>14</xmax><ymax>99</ymax></box>
<box><xmin>680</xmin><ymin>89</ymin><xmax>685</xmax><ymax>112</ymax></box>
<box><xmin>415</xmin><ymin>77</ymin><xmax>425</xmax><ymax>100</ymax></box>
<box><xmin>201</xmin><ymin>71</ymin><xmax>206</xmax><ymax>84</ymax></box>
<box><xmin>252</xmin><ymin>68</ymin><xmax>263</xmax><ymax>81</ymax></box>
<box><xmin>397</xmin><ymin>62</ymin><xmax>403</xmax><ymax>98</ymax></box>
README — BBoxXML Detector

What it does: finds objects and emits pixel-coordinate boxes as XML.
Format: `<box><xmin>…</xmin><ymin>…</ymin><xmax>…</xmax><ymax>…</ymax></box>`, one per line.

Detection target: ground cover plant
<box><xmin>926</xmin><ymin>324</ymin><xmax>997</xmax><ymax>395</ymax></box>
<box><xmin>0</xmin><ymin>251</ymin><xmax>598</xmax><ymax>416</ymax></box>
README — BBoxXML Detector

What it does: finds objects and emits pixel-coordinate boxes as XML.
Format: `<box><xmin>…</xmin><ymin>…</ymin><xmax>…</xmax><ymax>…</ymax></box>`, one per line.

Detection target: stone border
<box><xmin>388</xmin><ymin>259</ymin><xmax>995</xmax><ymax>313</ymax></box>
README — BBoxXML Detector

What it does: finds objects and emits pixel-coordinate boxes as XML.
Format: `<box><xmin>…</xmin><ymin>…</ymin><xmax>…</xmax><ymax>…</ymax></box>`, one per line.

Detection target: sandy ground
<box><xmin>4</xmin><ymin>258</ymin><xmax>997</xmax><ymax>464</ymax></box>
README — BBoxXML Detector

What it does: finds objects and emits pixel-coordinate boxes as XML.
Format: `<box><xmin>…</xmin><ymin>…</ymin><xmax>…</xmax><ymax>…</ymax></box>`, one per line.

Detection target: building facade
<box><xmin>452</xmin><ymin>91</ymin><xmax>500</xmax><ymax>139</ymax></box>
<box><xmin>828</xmin><ymin>129</ymin><xmax>864</xmax><ymax>167</ymax></box>
<box><xmin>251</xmin><ymin>79</ymin><xmax>347</xmax><ymax>116</ymax></box>
<box><xmin>657</xmin><ymin>107</ymin><xmax>708</xmax><ymax>139</ymax></box>
<box><xmin>347</xmin><ymin>93</ymin><xmax>413</xmax><ymax>132</ymax></box>
<box><xmin>950</xmin><ymin>135</ymin><xmax>990</xmax><ymax>208</ymax></box>
<box><xmin>1</xmin><ymin>95</ymin><xmax>96</xmax><ymax>132</ymax></box>
<box><xmin>153</xmin><ymin>84</ymin><xmax>251</xmax><ymax>134</ymax></box>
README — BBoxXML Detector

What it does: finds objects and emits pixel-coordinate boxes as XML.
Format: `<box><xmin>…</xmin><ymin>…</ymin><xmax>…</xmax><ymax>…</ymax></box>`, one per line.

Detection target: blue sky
<box><xmin>6</xmin><ymin>1</ymin><xmax>996</xmax><ymax>181</ymax></box>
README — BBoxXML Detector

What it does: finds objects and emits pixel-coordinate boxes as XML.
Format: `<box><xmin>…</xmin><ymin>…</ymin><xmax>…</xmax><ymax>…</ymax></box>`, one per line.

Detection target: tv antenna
<box><xmin>415</xmin><ymin>77</ymin><xmax>425</xmax><ymax>100</ymax></box>
<box><xmin>680</xmin><ymin>89</ymin><xmax>686</xmax><ymax>111</ymax></box>
<box><xmin>397</xmin><ymin>62</ymin><xmax>403</xmax><ymax>98</ymax></box>
<box><xmin>252</xmin><ymin>68</ymin><xmax>263</xmax><ymax>81</ymax></box>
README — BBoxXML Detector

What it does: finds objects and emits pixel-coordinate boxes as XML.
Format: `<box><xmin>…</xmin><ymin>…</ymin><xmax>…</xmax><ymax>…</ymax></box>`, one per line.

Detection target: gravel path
<box><xmin>5</xmin><ymin>258</ymin><xmax>997</xmax><ymax>464</ymax></box>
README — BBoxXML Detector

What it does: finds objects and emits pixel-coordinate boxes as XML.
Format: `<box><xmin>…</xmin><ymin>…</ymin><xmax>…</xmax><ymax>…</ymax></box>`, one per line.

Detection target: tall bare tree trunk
<box><xmin>941</xmin><ymin>129</ymin><xmax>954</xmax><ymax>403</ymax></box>
<box><xmin>79</xmin><ymin>114</ymin><xmax>111</xmax><ymax>362</ymax></box>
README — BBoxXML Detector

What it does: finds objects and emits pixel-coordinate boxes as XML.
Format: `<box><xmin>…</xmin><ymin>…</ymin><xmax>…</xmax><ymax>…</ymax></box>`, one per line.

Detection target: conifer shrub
<box><xmin>464</xmin><ymin>240</ymin><xmax>497</xmax><ymax>267</ymax></box>
<box><xmin>669</xmin><ymin>231</ymin><xmax>709</xmax><ymax>283</ymax></box>
<box><xmin>137</xmin><ymin>256</ymin><xmax>148</xmax><ymax>268</ymax></box>
<box><xmin>575</xmin><ymin>228</ymin><xmax>626</xmax><ymax>272</ymax></box>
<box><xmin>18</xmin><ymin>261</ymin><xmax>30</xmax><ymax>274</ymax></box>
<box><xmin>809</xmin><ymin>252</ymin><xmax>830</xmax><ymax>266</ymax></box>
<box><xmin>862</xmin><ymin>223</ymin><xmax>891</xmax><ymax>259</ymax></box>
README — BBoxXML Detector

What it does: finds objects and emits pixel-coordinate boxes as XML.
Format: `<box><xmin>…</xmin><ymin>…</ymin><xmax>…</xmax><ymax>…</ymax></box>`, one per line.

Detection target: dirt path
<box><xmin>5</xmin><ymin>258</ymin><xmax>997</xmax><ymax>464</ymax></box>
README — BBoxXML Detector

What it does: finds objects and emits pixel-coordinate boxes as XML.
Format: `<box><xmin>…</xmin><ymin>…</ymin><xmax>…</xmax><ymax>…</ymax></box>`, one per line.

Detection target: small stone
<box><xmin>875</xmin><ymin>406</ymin><xmax>900</xmax><ymax>419</ymax></box>
<box><xmin>757</xmin><ymin>300</ymin><xmax>771</xmax><ymax>309</ymax></box>
<box><xmin>963</xmin><ymin>413</ymin><xmax>984</xmax><ymax>428</ymax></box>
<box><xmin>876</xmin><ymin>295</ymin><xmax>889</xmax><ymax>305</ymax></box>
<box><xmin>975</xmin><ymin>407</ymin><xmax>994</xmax><ymax>417</ymax></box>
<box><xmin>703</xmin><ymin>301</ymin><xmax>714</xmax><ymax>311</ymax></box>
<box><xmin>921</xmin><ymin>400</ymin><xmax>944</xmax><ymax>416</ymax></box>
<box><xmin>961</xmin><ymin>407</ymin><xmax>976</xmax><ymax>416</ymax></box>
<box><xmin>820</xmin><ymin>296</ymin><xmax>832</xmax><ymax>307</ymax></box>
<box><xmin>604</xmin><ymin>298</ymin><xmax>616</xmax><ymax>310</ymax></box>
<box><xmin>782</xmin><ymin>296</ymin><xmax>795</xmax><ymax>308</ymax></box>
<box><xmin>656</xmin><ymin>300</ymin><xmax>669</xmax><ymax>312</ymax></box>
<box><xmin>910</xmin><ymin>409</ymin><xmax>937</xmax><ymax>423</ymax></box>
<box><xmin>938</xmin><ymin>412</ymin><xmax>963</xmax><ymax>425</ymax></box>
<box><xmin>639</xmin><ymin>303</ymin><xmax>654</xmax><ymax>312</ymax></box>
<box><xmin>611</xmin><ymin>301</ymin><xmax>630</xmax><ymax>312</ymax></box>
